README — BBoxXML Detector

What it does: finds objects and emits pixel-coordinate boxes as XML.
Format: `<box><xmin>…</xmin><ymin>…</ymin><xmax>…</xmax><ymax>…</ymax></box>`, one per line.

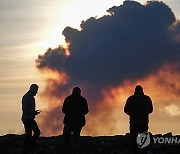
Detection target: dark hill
<box><xmin>0</xmin><ymin>133</ymin><xmax>179</xmax><ymax>154</ymax></box>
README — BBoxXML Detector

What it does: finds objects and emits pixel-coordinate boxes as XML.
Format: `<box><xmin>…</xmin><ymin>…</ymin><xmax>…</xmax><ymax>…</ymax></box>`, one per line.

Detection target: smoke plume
<box><xmin>36</xmin><ymin>1</ymin><xmax>180</xmax><ymax>136</ymax></box>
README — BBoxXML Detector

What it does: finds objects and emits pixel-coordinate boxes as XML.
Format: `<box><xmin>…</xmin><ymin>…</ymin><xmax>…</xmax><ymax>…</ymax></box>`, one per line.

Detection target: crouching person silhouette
<box><xmin>124</xmin><ymin>85</ymin><xmax>153</xmax><ymax>154</ymax></box>
<box><xmin>61</xmin><ymin>87</ymin><xmax>89</xmax><ymax>154</ymax></box>
<box><xmin>21</xmin><ymin>84</ymin><xmax>41</xmax><ymax>154</ymax></box>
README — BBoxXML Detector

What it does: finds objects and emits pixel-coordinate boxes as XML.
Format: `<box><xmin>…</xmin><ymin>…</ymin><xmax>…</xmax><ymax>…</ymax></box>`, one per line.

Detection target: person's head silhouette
<box><xmin>29</xmin><ymin>84</ymin><xmax>39</xmax><ymax>96</ymax></box>
<box><xmin>134</xmin><ymin>85</ymin><xmax>144</xmax><ymax>95</ymax></box>
<box><xmin>72</xmin><ymin>87</ymin><xmax>81</xmax><ymax>95</ymax></box>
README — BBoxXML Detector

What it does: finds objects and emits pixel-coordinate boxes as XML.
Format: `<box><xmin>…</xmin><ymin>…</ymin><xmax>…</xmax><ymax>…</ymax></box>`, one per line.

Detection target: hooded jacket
<box><xmin>62</xmin><ymin>93</ymin><xmax>89</xmax><ymax>127</ymax></box>
<box><xmin>124</xmin><ymin>86</ymin><xmax>153</xmax><ymax>126</ymax></box>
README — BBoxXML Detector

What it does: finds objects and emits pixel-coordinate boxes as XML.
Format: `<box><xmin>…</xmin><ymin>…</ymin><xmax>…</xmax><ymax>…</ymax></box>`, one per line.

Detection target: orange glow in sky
<box><xmin>0</xmin><ymin>0</ymin><xmax>180</xmax><ymax>136</ymax></box>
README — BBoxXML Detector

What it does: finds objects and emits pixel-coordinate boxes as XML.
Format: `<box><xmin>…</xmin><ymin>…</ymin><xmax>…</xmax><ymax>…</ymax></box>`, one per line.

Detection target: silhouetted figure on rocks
<box><xmin>124</xmin><ymin>85</ymin><xmax>153</xmax><ymax>154</ymax></box>
<box><xmin>61</xmin><ymin>87</ymin><xmax>89</xmax><ymax>154</ymax></box>
<box><xmin>21</xmin><ymin>84</ymin><xmax>41</xmax><ymax>154</ymax></box>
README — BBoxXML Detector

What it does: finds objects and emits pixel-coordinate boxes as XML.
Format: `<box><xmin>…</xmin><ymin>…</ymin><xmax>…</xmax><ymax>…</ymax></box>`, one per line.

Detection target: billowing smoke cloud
<box><xmin>36</xmin><ymin>1</ymin><xmax>180</xmax><ymax>136</ymax></box>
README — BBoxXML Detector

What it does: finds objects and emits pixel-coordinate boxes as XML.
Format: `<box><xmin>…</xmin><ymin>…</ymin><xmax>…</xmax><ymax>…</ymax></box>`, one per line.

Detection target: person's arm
<box><xmin>83</xmin><ymin>99</ymin><xmax>89</xmax><ymax>115</ymax></box>
<box><xmin>124</xmin><ymin>97</ymin><xmax>131</xmax><ymax>115</ymax></box>
<box><xmin>148</xmin><ymin>97</ymin><xmax>153</xmax><ymax>114</ymax></box>
<box><xmin>62</xmin><ymin>97</ymin><xmax>68</xmax><ymax>114</ymax></box>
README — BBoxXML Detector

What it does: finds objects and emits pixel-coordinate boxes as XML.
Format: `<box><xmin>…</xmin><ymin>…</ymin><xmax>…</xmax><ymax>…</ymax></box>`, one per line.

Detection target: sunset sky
<box><xmin>0</xmin><ymin>0</ymin><xmax>180</xmax><ymax>136</ymax></box>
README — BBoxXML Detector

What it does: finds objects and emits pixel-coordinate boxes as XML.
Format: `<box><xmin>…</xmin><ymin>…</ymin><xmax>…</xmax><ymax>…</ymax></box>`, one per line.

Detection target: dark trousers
<box><xmin>61</xmin><ymin>125</ymin><xmax>82</xmax><ymax>154</ymax></box>
<box><xmin>22</xmin><ymin>120</ymin><xmax>41</xmax><ymax>154</ymax></box>
<box><xmin>130</xmin><ymin>124</ymin><xmax>148</xmax><ymax>154</ymax></box>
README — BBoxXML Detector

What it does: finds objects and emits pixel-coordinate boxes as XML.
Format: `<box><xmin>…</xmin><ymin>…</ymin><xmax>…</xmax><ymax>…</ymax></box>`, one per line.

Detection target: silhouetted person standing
<box><xmin>124</xmin><ymin>85</ymin><xmax>153</xmax><ymax>154</ymax></box>
<box><xmin>61</xmin><ymin>87</ymin><xmax>89</xmax><ymax>154</ymax></box>
<box><xmin>21</xmin><ymin>84</ymin><xmax>41</xmax><ymax>154</ymax></box>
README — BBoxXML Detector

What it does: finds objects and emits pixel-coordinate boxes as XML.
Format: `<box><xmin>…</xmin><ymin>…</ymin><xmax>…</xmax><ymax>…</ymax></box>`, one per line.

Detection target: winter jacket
<box><xmin>21</xmin><ymin>92</ymin><xmax>36</xmax><ymax>121</ymax></box>
<box><xmin>62</xmin><ymin>94</ymin><xmax>89</xmax><ymax>127</ymax></box>
<box><xmin>124</xmin><ymin>93</ymin><xmax>153</xmax><ymax>127</ymax></box>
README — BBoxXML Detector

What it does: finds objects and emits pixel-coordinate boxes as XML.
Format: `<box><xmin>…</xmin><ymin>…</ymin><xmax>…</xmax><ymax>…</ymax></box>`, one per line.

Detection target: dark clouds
<box><xmin>36</xmin><ymin>1</ymin><xmax>180</xmax><ymax>136</ymax></box>
<box><xmin>37</xmin><ymin>1</ymin><xmax>180</xmax><ymax>90</ymax></box>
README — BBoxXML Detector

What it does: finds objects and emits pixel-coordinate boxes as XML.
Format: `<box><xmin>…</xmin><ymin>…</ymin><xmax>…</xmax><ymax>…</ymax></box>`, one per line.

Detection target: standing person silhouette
<box><xmin>61</xmin><ymin>87</ymin><xmax>89</xmax><ymax>154</ymax></box>
<box><xmin>21</xmin><ymin>84</ymin><xmax>41</xmax><ymax>154</ymax></box>
<box><xmin>124</xmin><ymin>85</ymin><xmax>153</xmax><ymax>154</ymax></box>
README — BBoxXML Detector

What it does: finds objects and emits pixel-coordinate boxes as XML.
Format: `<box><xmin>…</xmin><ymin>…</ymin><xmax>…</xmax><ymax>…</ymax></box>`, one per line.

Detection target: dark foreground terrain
<box><xmin>0</xmin><ymin>133</ymin><xmax>179</xmax><ymax>154</ymax></box>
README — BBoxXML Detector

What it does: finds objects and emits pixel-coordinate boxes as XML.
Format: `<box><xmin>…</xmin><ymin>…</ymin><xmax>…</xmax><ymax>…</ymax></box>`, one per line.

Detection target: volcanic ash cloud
<box><xmin>36</xmin><ymin>1</ymin><xmax>180</xmax><ymax>136</ymax></box>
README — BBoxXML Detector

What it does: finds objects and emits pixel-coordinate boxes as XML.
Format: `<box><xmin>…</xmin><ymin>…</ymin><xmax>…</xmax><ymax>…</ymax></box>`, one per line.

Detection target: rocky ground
<box><xmin>0</xmin><ymin>133</ymin><xmax>179</xmax><ymax>154</ymax></box>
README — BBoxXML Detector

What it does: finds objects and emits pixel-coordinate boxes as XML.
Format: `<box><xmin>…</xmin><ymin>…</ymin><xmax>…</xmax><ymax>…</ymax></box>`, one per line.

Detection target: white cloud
<box><xmin>164</xmin><ymin>104</ymin><xmax>180</xmax><ymax>116</ymax></box>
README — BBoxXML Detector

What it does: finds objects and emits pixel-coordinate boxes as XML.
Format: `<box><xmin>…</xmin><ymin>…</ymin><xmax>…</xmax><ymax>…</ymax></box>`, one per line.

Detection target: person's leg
<box><xmin>72</xmin><ymin>126</ymin><xmax>82</xmax><ymax>154</ymax></box>
<box><xmin>130</xmin><ymin>125</ymin><xmax>140</xmax><ymax>154</ymax></box>
<box><xmin>29</xmin><ymin>120</ymin><xmax>41</xmax><ymax>151</ymax></box>
<box><xmin>139</xmin><ymin>125</ymin><xmax>148</xmax><ymax>154</ymax></box>
<box><xmin>61</xmin><ymin>125</ymin><xmax>72</xmax><ymax>154</ymax></box>
<box><xmin>22</xmin><ymin>120</ymin><xmax>33</xmax><ymax>154</ymax></box>
<box><xmin>130</xmin><ymin>131</ymin><xmax>140</xmax><ymax>154</ymax></box>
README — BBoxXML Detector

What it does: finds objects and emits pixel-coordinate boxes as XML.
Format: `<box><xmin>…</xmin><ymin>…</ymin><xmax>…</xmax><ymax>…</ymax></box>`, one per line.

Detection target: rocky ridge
<box><xmin>0</xmin><ymin>133</ymin><xmax>179</xmax><ymax>154</ymax></box>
